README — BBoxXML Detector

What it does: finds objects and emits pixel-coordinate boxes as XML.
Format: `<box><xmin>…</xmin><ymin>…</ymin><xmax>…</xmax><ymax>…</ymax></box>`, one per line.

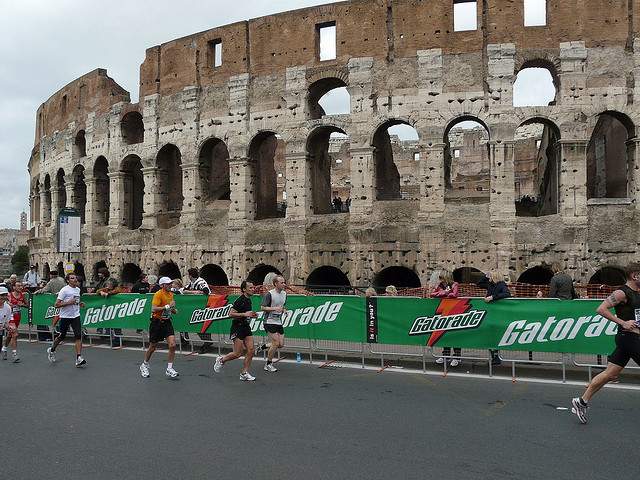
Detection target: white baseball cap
<box><xmin>159</xmin><ymin>276</ymin><xmax>172</xmax><ymax>286</ymax></box>
<box><xmin>0</xmin><ymin>287</ymin><xmax>8</xmax><ymax>295</ymax></box>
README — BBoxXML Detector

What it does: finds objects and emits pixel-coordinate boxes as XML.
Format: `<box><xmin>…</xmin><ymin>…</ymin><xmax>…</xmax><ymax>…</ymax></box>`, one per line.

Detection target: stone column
<box><xmin>349</xmin><ymin>146</ymin><xmax>375</xmax><ymax>217</ymax></box>
<box><xmin>284</xmin><ymin>152</ymin><xmax>311</xmax><ymax>220</ymax></box>
<box><xmin>419</xmin><ymin>142</ymin><xmax>446</xmax><ymax>218</ymax></box>
<box><xmin>180</xmin><ymin>161</ymin><xmax>200</xmax><ymax>225</ymax></box>
<box><xmin>558</xmin><ymin>140</ymin><xmax>588</xmax><ymax>221</ymax></box>
<box><xmin>40</xmin><ymin>190</ymin><xmax>51</xmax><ymax>225</ymax></box>
<box><xmin>108</xmin><ymin>171</ymin><xmax>125</xmax><ymax>227</ymax></box>
<box><xmin>50</xmin><ymin>187</ymin><xmax>62</xmax><ymax>218</ymax></box>
<box><xmin>228</xmin><ymin>157</ymin><xmax>253</xmax><ymax>223</ymax></box>
<box><xmin>65</xmin><ymin>177</ymin><xmax>75</xmax><ymax>212</ymax></box>
<box><xmin>626</xmin><ymin>138</ymin><xmax>640</xmax><ymax>208</ymax></box>
<box><xmin>489</xmin><ymin>140</ymin><xmax>516</xmax><ymax>274</ymax></box>
<box><xmin>84</xmin><ymin>174</ymin><xmax>96</xmax><ymax>226</ymax></box>
<box><xmin>141</xmin><ymin>167</ymin><xmax>159</xmax><ymax>229</ymax></box>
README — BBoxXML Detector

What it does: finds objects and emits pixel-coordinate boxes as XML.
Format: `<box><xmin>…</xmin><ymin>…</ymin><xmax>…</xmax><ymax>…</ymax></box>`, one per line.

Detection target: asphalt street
<box><xmin>1</xmin><ymin>342</ymin><xmax>638</xmax><ymax>480</ymax></box>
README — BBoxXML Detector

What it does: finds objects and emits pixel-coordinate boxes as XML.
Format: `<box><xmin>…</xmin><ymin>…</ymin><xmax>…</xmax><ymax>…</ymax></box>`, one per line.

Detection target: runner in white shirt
<box><xmin>47</xmin><ymin>274</ymin><xmax>86</xmax><ymax>367</ymax></box>
<box><xmin>0</xmin><ymin>287</ymin><xmax>12</xmax><ymax>354</ymax></box>
<box><xmin>260</xmin><ymin>275</ymin><xmax>287</xmax><ymax>372</ymax></box>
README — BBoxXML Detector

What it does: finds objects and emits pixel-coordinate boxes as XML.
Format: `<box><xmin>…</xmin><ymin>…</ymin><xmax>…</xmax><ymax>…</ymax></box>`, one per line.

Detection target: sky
<box><xmin>0</xmin><ymin>0</ymin><xmax>549</xmax><ymax>229</ymax></box>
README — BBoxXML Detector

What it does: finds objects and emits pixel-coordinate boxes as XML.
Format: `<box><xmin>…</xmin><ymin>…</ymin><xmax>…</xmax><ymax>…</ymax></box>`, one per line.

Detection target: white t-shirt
<box><xmin>0</xmin><ymin>302</ymin><xmax>11</xmax><ymax>328</ymax></box>
<box><xmin>57</xmin><ymin>285</ymin><xmax>81</xmax><ymax>318</ymax></box>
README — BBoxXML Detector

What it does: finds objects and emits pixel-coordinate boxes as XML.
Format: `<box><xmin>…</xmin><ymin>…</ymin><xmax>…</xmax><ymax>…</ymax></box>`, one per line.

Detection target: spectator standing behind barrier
<box><xmin>549</xmin><ymin>262</ymin><xmax>578</xmax><ymax>300</ymax></box>
<box><xmin>385</xmin><ymin>285</ymin><xmax>398</xmax><ymax>296</ymax></box>
<box><xmin>364</xmin><ymin>287</ymin><xmax>377</xmax><ymax>298</ymax></box>
<box><xmin>23</xmin><ymin>265</ymin><xmax>40</xmax><ymax>292</ymax></box>
<box><xmin>148</xmin><ymin>275</ymin><xmax>160</xmax><ymax>294</ymax></box>
<box><xmin>483</xmin><ymin>271</ymin><xmax>511</xmax><ymax>366</ymax></box>
<box><xmin>96</xmin><ymin>270</ymin><xmax>125</xmax><ymax>338</ymax></box>
<box><xmin>432</xmin><ymin>270</ymin><xmax>463</xmax><ymax>367</ymax></box>
<box><xmin>131</xmin><ymin>274</ymin><xmax>151</xmax><ymax>294</ymax></box>
<box><xmin>184</xmin><ymin>268</ymin><xmax>212</xmax><ymax>353</ymax></box>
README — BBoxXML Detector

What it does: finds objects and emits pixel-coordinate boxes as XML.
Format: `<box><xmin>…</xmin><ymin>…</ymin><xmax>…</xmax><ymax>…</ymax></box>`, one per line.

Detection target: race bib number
<box><xmin>634</xmin><ymin>308</ymin><xmax>640</xmax><ymax>327</ymax></box>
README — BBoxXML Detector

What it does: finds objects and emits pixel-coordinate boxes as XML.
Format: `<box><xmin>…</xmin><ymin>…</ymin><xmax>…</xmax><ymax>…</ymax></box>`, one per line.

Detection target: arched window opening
<box><xmin>121</xmin><ymin>111</ymin><xmax>144</xmax><ymax>145</ymax></box>
<box><xmin>247</xmin><ymin>264</ymin><xmax>281</xmax><ymax>285</ymax></box>
<box><xmin>158</xmin><ymin>261</ymin><xmax>181</xmax><ymax>280</ymax></box>
<box><xmin>517</xmin><ymin>265</ymin><xmax>554</xmax><ymax>285</ymax></box>
<box><xmin>514</xmin><ymin>119</ymin><xmax>560</xmax><ymax>217</ymax></box>
<box><xmin>121</xmin><ymin>263</ymin><xmax>142</xmax><ymax>286</ymax></box>
<box><xmin>73</xmin><ymin>130</ymin><xmax>86</xmax><ymax>159</ymax></box>
<box><xmin>372</xmin><ymin>121</ymin><xmax>420</xmax><ymax>201</ymax></box>
<box><xmin>306</xmin><ymin>266</ymin><xmax>350</xmax><ymax>292</ymax></box>
<box><xmin>249</xmin><ymin>133</ymin><xmax>284</xmax><ymax>220</ymax></box>
<box><xmin>156</xmin><ymin>144</ymin><xmax>183</xmax><ymax>228</ymax></box>
<box><xmin>56</xmin><ymin>169</ymin><xmax>67</xmax><ymax>213</ymax></box>
<box><xmin>57</xmin><ymin>261</ymin><xmax>64</xmax><ymax>277</ymax></box>
<box><xmin>306</xmin><ymin>126</ymin><xmax>351</xmax><ymax>214</ymax></box>
<box><xmin>372</xmin><ymin>266</ymin><xmax>421</xmax><ymax>291</ymax></box>
<box><xmin>444</xmin><ymin>118</ymin><xmax>490</xmax><ymax>201</ymax></box>
<box><xmin>587</xmin><ymin>112</ymin><xmax>634</xmax><ymax>199</ymax></box>
<box><xmin>93</xmin><ymin>157</ymin><xmax>110</xmax><ymax>226</ymax></box>
<box><xmin>513</xmin><ymin>66</ymin><xmax>557</xmax><ymax>107</ymax></box>
<box><xmin>200</xmin><ymin>264</ymin><xmax>229</xmax><ymax>286</ymax></box>
<box><xmin>308</xmin><ymin>77</ymin><xmax>349</xmax><ymax>120</ymax></box>
<box><xmin>72</xmin><ymin>165</ymin><xmax>87</xmax><ymax>223</ymax></box>
<box><xmin>198</xmin><ymin>138</ymin><xmax>230</xmax><ymax>203</ymax></box>
<box><xmin>453</xmin><ymin>266</ymin><xmax>484</xmax><ymax>284</ymax></box>
<box><xmin>589</xmin><ymin>267</ymin><xmax>626</xmax><ymax>286</ymax></box>
<box><xmin>93</xmin><ymin>260</ymin><xmax>107</xmax><ymax>283</ymax></box>
<box><xmin>43</xmin><ymin>175</ymin><xmax>52</xmax><ymax>224</ymax></box>
<box><xmin>121</xmin><ymin>155</ymin><xmax>145</xmax><ymax>230</ymax></box>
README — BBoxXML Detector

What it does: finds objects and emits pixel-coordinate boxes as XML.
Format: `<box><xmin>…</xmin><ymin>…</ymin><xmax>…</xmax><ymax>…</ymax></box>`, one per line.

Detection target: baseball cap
<box><xmin>159</xmin><ymin>276</ymin><xmax>172</xmax><ymax>286</ymax></box>
<box><xmin>0</xmin><ymin>287</ymin><xmax>8</xmax><ymax>295</ymax></box>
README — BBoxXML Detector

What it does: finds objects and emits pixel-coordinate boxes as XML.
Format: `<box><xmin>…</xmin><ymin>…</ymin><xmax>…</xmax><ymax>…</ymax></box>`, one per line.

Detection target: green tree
<box><xmin>11</xmin><ymin>246</ymin><xmax>29</xmax><ymax>276</ymax></box>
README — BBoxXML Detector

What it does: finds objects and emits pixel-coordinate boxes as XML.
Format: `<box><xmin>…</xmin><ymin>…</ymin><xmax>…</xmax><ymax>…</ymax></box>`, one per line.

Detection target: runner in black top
<box><xmin>571</xmin><ymin>262</ymin><xmax>640</xmax><ymax>424</ymax></box>
<box><xmin>212</xmin><ymin>281</ymin><xmax>257</xmax><ymax>381</ymax></box>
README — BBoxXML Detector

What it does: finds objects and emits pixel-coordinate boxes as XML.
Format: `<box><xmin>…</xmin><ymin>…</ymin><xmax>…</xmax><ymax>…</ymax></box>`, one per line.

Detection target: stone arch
<box><xmin>73</xmin><ymin>130</ymin><xmax>86</xmax><ymax>159</ymax></box>
<box><xmin>247</xmin><ymin>264</ymin><xmax>281</xmax><ymax>285</ymax></box>
<box><xmin>200</xmin><ymin>264</ymin><xmax>229</xmax><ymax>285</ymax></box>
<box><xmin>371</xmin><ymin>119</ymin><xmax>420</xmax><ymax>201</ymax></box>
<box><xmin>513</xmin><ymin>58</ymin><xmax>560</xmax><ymax>106</ymax></box>
<box><xmin>306</xmin><ymin>265</ymin><xmax>350</xmax><ymax>287</ymax></box>
<box><xmin>514</xmin><ymin>117</ymin><xmax>561</xmax><ymax>216</ymax></box>
<box><xmin>121</xmin><ymin>111</ymin><xmax>144</xmax><ymax>145</ymax></box>
<box><xmin>587</xmin><ymin>111</ymin><xmax>635</xmax><ymax>199</ymax></box>
<box><xmin>156</xmin><ymin>144</ymin><xmax>183</xmax><ymax>228</ymax></box>
<box><xmin>121</xmin><ymin>263</ymin><xmax>142</xmax><ymax>285</ymax></box>
<box><xmin>588</xmin><ymin>266</ymin><xmax>626</xmax><ymax>286</ymax></box>
<box><xmin>71</xmin><ymin>164</ymin><xmax>87</xmax><ymax>223</ymax></box>
<box><xmin>248</xmin><ymin>131</ymin><xmax>283</xmax><ymax>220</ymax></box>
<box><xmin>43</xmin><ymin>174</ymin><xmax>52</xmax><ymax>224</ymax></box>
<box><xmin>198</xmin><ymin>137</ymin><xmax>230</xmax><ymax>202</ymax></box>
<box><xmin>443</xmin><ymin>116</ymin><xmax>491</xmax><ymax>199</ymax></box>
<box><xmin>158</xmin><ymin>260</ymin><xmax>181</xmax><ymax>280</ymax></box>
<box><xmin>372</xmin><ymin>266</ymin><xmax>421</xmax><ymax>290</ymax></box>
<box><xmin>517</xmin><ymin>265</ymin><xmax>554</xmax><ymax>285</ymax></box>
<box><xmin>307</xmin><ymin>76</ymin><xmax>349</xmax><ymax>120</ymax></box>
<box><xmin>56</xmin><ymin>168</ymin><xmax>66</xmax><ymax>212</ymax></box>
<box><xmin>453</xmin><ymin>266</ymin><xmax>484</xmax><ymax>283</ymax></box>
<box><xmin>306</xmin><ymin>125</ymin><xmax>350</xmax><ymax>214</ymax></box>
<box><xmin>120</xmin><ymin>155</ymin><xmax>145</xmax><ymax>230</ymax></box>
<box><xmin>93</xmin><ymin>156</ymin><xmax>110</xmax><ymax>226</ymax></box>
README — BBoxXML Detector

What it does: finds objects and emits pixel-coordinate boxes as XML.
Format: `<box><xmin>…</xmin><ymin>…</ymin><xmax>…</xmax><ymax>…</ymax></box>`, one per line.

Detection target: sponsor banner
<box><xmin>375</xmin><ymin>297</ymin><xmax>617</xmax><ymax>354</ymax></box>
<box><xmin>366</xmin><ymin>297</ymin><xmax>378</xmax><ymax>343</ymax></box>
<box><xmin>29</xmin><ymin>293</ymin><xmax>365</xmax><ymax>342</ymax></box>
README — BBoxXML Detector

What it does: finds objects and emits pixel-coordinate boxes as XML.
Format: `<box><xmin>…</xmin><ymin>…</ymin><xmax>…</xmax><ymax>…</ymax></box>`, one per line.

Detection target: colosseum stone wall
<box><xmin>27</xmin><ymin>0</ymin><xmax>640</xmax><ymax>289</ymax></box>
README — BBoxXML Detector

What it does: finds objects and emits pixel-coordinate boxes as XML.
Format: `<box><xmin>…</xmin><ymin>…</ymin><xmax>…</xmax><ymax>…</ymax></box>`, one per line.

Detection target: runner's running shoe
<box><xmin>571</xmin><ymin>397</ymin><xmax>588</xmax><ymax>424</ymax></box>
<box><xmin>264</xmin><ymin>363</ymin><xmax>278</xmax><ymax>372</ymax></box>
<box><xmin>140</xmin><ymin>362</ymin><xmax>150</xmax><ymax>378</ymax></box>
<box><xmin>213</xmin><ymin>355</ymin><xmax>224</xmax><ymax>373</ymax></box>
<box><xmin>239</xmin><ymin>372</ymin><xmax>256</xmax><ymax>381</ymax></box>
<box><xmin>46</xmin><ymin>347</ymin><xmax>56</xmax><ymax>363</ymax></box>
<box><xmin>165</xmin><ymin>366</ymin><xmax>179</xmax><ymax>378</ymax></box>
<box><xmin>11</xmin><ymin>352</ymin><xmax>19</xmax><ymax>363</ymax></box>
<box><xmin>75</xmin><ymin>356</ymin><xmax>87</xmax><ymax>367</ymax></box>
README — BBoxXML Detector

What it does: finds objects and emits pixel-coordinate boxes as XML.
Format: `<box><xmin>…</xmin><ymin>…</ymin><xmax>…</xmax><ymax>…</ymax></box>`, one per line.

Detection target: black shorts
<box><xmin>608</xmin><ymin>332</ymin><xmax>640</xmax><ymax>367</ymax></box>
<box><xmin>58</xmin><ymin>317</ymin><xmax>82</xmax><ymax>341</ymax></box>
<box><xmin>149</xmin><ymin>319</ymin><xmax>175</xmax><ymax>344</ymax></box>
<box><xmin>230</xmin><ymin>323</ymin><xmax>252</xmax><ymax>341</ymax></box>
<box><xmin>264</xmin><ymin>324</ymin><xmax>284</xmax><ymax>335</ymax></box>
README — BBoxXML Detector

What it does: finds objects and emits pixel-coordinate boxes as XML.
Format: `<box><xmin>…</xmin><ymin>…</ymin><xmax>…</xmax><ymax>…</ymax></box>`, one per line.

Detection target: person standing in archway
<box><xmin>260</xmin><ymin>275</ymin><xmax>287</xmax><ymax>372</ymax></box>
<box><xmin>139</xmin><ymin>277</ymin><xmax>179</xmax><ymax>379</ymax></box>
<box><xmin>571</xmin><ymin>263</ymin><xmax>640</xmax><ymax>424</ymax></box>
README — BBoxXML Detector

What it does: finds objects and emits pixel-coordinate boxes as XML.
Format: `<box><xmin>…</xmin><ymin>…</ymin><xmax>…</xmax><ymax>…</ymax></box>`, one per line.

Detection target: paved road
<box><xmin>1</xmin><ymin>342</ymin><xmax>638</xmax><ymax>480</ymax></box>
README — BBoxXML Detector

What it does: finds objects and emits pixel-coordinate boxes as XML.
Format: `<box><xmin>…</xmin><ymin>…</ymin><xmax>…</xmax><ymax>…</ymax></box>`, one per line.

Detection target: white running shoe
<box><xmin>75</xmin><ymin>356</ymin><xmax>87</xmax><ymax>367</ymax></box>
<box><xmin>435</xmin><ymin>357</ymin><xmax>445</xmax><ymax>365</ymax></box>
<box><xmin>450</xmin><ymin>359</ymin><xmax>461</xmax><ymax>367</ymax></box>
<box><xmin>47</xmin><ymin>347</ymin><xmax>56</xmax><ymax>363</ymax></box>
<box><xmin>213</xmin><ymin>355</ymin><xmax>224</xmax><ymax>373</ymax></box>
<box><xmin>571</xmin><ymin>397</ymin><xmax>588</xmax><ymax>424</ymax></box>
<box><xmin>166</xmin><ymin>366</ymin><xmax>179</xmax><ymax>378</ymax></box>
<box><xmin>140</xmin><ymin>362</ymin><xmax>150</xmax><ymax>378</ymax></box>
<box><xmin>11</xmin><ymin>353</ymin><xmax>20</xmax><ymax>363</ymax></box>
<box><xmin>239</xmin><ymin>372</ymin><xmax>256</xmax><ymax>381</ymax></box>
<box><xmin>264</xmin><ymin>363</ymin><xmax>278</xmax><ymax>372</ymax></box>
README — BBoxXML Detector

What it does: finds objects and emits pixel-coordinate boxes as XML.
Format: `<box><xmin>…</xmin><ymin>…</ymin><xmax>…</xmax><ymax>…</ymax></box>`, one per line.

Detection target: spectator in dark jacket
<box><xmin>131</xmin><ymin>273</ymin><xmax>151</xmax><ymax>294</ymax></box>
<box><xmin>549</xmin><ymin>262</ymin><xmax>577</xmax><ymax>300</ymax></box>
<box><xmin>483</xmin><ymin>271</ymin><xmax>511</xmax><ymax>366</ymax></box>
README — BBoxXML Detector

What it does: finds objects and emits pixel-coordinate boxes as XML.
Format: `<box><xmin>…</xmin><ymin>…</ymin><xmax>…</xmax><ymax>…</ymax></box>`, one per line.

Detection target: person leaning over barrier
<box><xmin>483</xmin><ymin>271</ymin><xmax>511</xmax><ymax>366</ymax></box>
<box><xmin>23</xmin><ymin>265</ymin><xmax>40</xmax><ymax>292</ymax></box>
<box><xmin>570</xmin><ymin>262</ymin><xmax>640</xmax><ymax>424</ymax></box>
<box><xmin>432</xmin><ymin>270</ymin><xmax>463</xmax><ymax>367</ymax></box>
